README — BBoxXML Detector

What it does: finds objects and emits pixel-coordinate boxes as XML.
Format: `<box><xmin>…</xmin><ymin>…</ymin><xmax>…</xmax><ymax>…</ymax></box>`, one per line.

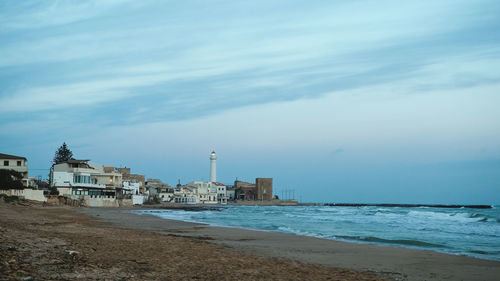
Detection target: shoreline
<box><xmin>132</xmin><ymin>207</ymin><xmax>499</xmax><ymax>262</ymax></box>
<box><xmin>77</xmin><ymin>207</ymin><xmax>500</xmax><ymax>281</ymax></box>
<box><xmin>131</xmin><ymin>203</ymin><xmax>499</xmax><ymax>262</ymax></box>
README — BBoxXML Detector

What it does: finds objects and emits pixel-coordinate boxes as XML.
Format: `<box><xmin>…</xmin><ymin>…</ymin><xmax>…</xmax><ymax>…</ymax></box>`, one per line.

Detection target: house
<box><xmin>0</xmin><ymin>153</ymin><xmax>29</xmax><ymax>187</ymax></box>
<box><xmin>145</xmin><ymin>178</ymin><xmax>170</xmax><ymax>196</ymax></box>
<box><xmin>118</xmin><ymin>167</ymin><xmax>146</xmax><ymax>194</ymax></box>
<box><xmin>185</xmin><ymin>181</ymin><xmax>228</xmax><ymax>204</ymax></box>
<box><xmin>187</xmin><ymin>181</ymin><xmax>217</xmax><ymax>204</ymax></box>
<box><xmin>50</xmin><ymin>159</ymin><xmax>108</xmax><ymax>197</ymax></box>
<box><xmin>173</xmin><ymin>185</ymin><xmax>197</xmax><ymax>204</ymax></box>
<box><xmin>214</xmin><ymin>182</ymin><xmax>228</xmax><ymax>204</ymax></box>
<box><xmin>98</xmin><ymin>166</ymin><xmax>123</xmax><ymax>193</ymax></box>
<box><xmin>123</xmin><ymin>180</ymin><xmax>141</xmax><ymax>195</ymax></box>
<box><xmin>225</xmin><ymin>186</ymin><xmax>236</xmax><ymax>201</ymax></box>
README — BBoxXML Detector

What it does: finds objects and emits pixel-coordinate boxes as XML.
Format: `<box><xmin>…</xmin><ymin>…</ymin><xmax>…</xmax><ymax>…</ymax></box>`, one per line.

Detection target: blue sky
<box><xmin>1</xmin><ymin>0</ymin><xmax>499</xmax><ymax>204</ymax></box>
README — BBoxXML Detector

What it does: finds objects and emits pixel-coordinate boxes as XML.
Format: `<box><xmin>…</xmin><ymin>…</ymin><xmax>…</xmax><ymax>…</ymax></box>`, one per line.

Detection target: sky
<box><xmin>1</xmin><ymin>0</ymin><xmax>499</xmax><ymax>204</ymax></box>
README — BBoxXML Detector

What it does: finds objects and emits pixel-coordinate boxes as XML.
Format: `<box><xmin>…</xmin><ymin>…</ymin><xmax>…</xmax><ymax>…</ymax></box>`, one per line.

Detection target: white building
<box><xmin>210</xmin><ymin>151</ymin><xmax>216</xmax><ymax>182</ymax></box>
<box><xmin>186</xmin><ymin>181</ymin><xmax>227</xmax><ymax>204</ymax></box>
<box><xmin>186</xmin><ymin>181</ymin><xmax>217</xmax><ymax>204</ymax></box>
<box><xmin>123</xmin><ymin>180</ymin><xmax>141</xmax><ymax>195</ymax></box>
<box><xmin>215</xmin><ymin>182</ymin><xmax>227</xmax><ymax>204</ymax></box>
<box><xmin>51</xmin><ymin>159</ymin><xmax>106</xmax><ymax>196</ymax></box>
<box><xmin>173</xmin><ymin>185</ymin><xmax>197</xmax><ymax>204</ymax></box>
<box><xmin>50</xmin><ymin>160</ymin><xmax>122</xmax><ymax>198</ymax></box>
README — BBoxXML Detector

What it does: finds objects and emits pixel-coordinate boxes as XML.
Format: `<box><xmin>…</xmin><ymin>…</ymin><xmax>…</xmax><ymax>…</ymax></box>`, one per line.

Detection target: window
<box><xmin>3</xmin><ymin>161</ymin><xmax>8</xmax><ymax>166</ymax></box>
<box><xmin>17</xmin><ymin>161</ymin><xmax>22</xmax><ymax>166</ymax></box>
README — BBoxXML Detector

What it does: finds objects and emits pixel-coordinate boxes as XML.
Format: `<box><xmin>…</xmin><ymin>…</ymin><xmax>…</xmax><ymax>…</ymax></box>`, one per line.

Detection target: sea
<box><xmin>135</xmin><ymin>205</ymin><xmax>500</xmax><ymax>261</ymax></box>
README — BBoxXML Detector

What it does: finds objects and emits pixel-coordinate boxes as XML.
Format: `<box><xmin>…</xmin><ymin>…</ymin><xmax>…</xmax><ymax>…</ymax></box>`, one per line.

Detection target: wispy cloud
<box><xmin>0</xmin><ymin>0</ymin><xmax>499</xmax><ymax>130</ymax></box>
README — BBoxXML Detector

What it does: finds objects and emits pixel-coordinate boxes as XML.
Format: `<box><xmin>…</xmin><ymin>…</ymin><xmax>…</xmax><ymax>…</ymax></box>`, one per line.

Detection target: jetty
<box><xmin>324</xmin><ymin>203</ymin><xmax>492</xmax><ymax>209</ymax></box>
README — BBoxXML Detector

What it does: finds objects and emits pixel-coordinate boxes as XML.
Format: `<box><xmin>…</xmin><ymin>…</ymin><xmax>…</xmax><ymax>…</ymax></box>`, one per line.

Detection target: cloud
<box><xmin>0</xmin><ymin>0</ymin><xmax>138</xmax><ymax>31</ymax></box>
<box><xmin>0</xmin><ymin>0</ymin><xmax>499</xmax><ymax>130</ymax></box>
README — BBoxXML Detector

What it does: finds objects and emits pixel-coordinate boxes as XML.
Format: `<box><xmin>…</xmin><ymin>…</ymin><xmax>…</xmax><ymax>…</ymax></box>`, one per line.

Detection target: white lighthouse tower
<box><xmin>209</xmin><ymin>151</ymin><xmax>217</xmax><ymax>183</ymax></box>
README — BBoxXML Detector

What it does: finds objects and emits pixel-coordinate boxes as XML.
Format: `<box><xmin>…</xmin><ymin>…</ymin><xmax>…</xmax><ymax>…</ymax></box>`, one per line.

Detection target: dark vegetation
<box><xmin>0</xmin><ymin>169</ymin><xmax>24</xmax><ymax>190</ymax></box>
<box><xmin>0</xmin><ymin>194</ymin><xmax>21</xmax><ymax>203</ymax></box>
<box><xmin>52</xmin><ymin>142</ymin><xmax>73</xmax><ymax>165</ymax></box>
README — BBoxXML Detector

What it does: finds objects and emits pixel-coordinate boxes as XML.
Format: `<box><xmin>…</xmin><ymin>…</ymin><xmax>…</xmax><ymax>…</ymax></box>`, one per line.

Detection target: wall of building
<box><xmin>117</xmin><ymin>168</ymin><xmax>131</xmax><ymax>176</ymax></box>
<box><xmin>94</xmin><ymin>171</ymin><xmax>121</xmax><ymax>186</ymax></box>
<box><xmin>159</xmin><ymin>192</ymin><xmax>174</xmax><ymax>202</ymax></box>
<box><xmin>0</xmin><ymin>159</ymin><xmax>28</xmax><ymax>174</ymax></box>
<box><xmin>83</xmin><ymin>195</ymin><xmax>118</xmax><ymax>207</ymax></box>
<box><xmin>117</xmin><ymin>198</ymin><xmax>133</xmax><ymax>207</ymax></box>
<box><xmin>226</xmin><ymin>189</ymin><xmax>235</xmax><ymax>201</ymax></box>
<box><xmin>52</xmin><ymin>171</ymin><xmax>73</xmax><ymax>187</ymax></box>
<box><xmin>0</xmin><ymin>189</ymin><xmax>47</xmax><ymax>202</ymax></box>
<box><xmin>1</xmin><ymin>157</ymin><xmax>29</xmax><ymax>187</ymax></box>
<box><xmin>132</xmin><ymin>195</ymin><xmax>147</xmax><ymax>205</ymax></box>
<box><xmin>256</xmin><ymin>178</ymin><xmax>273</xmax><ymax>200</ymax></box>
<box><xmin>57</xmin><ymin>187</ymin><xmax>72</xmax><ymax>196</ymax></box>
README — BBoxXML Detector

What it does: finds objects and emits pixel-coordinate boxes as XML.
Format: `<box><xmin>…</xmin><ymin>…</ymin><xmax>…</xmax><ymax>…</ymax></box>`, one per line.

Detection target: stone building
<box><xmin>234</xmin><ymin>180</ymin><xmax>257</xmax><ymax>200</ymax></box>
<box><xmin>256</xmin><ymin>178</ymin><xmax>273</xmax><ymax>201</ymax></box>
<box><xmin>235</xmin><ymin>178</ymin><xmax>273</xmax><ymax>201</ymax></box>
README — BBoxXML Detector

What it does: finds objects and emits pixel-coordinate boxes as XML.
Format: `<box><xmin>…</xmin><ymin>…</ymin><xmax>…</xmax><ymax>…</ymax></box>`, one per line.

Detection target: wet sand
<box><xmin>78</xmin><ymin>207</ymin><xmax>500</xmax><ymax>281</ymax></box>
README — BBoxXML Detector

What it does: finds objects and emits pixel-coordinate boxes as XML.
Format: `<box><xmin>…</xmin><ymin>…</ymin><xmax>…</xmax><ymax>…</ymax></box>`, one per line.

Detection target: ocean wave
<box><xmin>336</xmin><ymin>235</ymin><xmax>447</xmax><ymax>248</ymax></box>
<box><xmin>406</xmin><ymin>210</ymin><xmax>489</xmax><ymax>223</ymax></box>
<box><xmin>135</xmin><ymin>206</ymin><xmax>500</xmax><ymax>261</ymax></box>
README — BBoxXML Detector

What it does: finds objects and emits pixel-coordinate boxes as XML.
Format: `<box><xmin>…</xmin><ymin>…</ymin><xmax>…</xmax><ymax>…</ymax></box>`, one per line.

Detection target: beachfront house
<box><xmin>118</xmin><ymin>167</ymin><xmax>146</xmax><ymax>194</ymax></box>
<box><xmin>0</xmin><ymin>153</ymin><xmax>29</xmax><ymax>187</ymax></box>
<box><xmin>185</xmin><ymin>181</ymin><xmax>228</xmax><ymax>204</ymax></box>
<box><xmin>215</xmin><ymin>182</ymin><xmax>228</xmax><ymax>204</ymax></box>
<box><xmin>123</xmin><ymin>180</ymin><xmax>140</xmax><ymax>195</ymax></box>
<box><xmin>50</xmin><ymin>159</ymin><xmax>119</xmax><ymax>198</ymax></box>
<box><xmin>173</xmin><ymin>185</ymin><xmax>197</xmax><ymax>204</ymax></box>
<box><xmin>98</xmin><ymin>166</ymin><xmax>123</xmax><ymax>194</ymax></box>
<box><xmin>158</xmin><ymin>186</ymin><xmax>174</xmax><ymax>202</ymax></box>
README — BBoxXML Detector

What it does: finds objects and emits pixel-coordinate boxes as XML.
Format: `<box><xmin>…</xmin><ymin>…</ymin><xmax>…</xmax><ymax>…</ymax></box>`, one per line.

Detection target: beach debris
<box><xmin>0</xmin><ymin>226</ymin><xmax>5</xmax><ymax>231</ymax></box>
<box><xmin>7</xmin><ymin>245</ymin><xmax>16</xmax><ymax>251</ymax></box>
<box><xmin>22</xmin><ymin>276</ymin><xmax>33</xmax><ymax>281</ymax></box>
<box><xmin>64</xmin><ymin>250</ymin><xmax>79</xmax><ymax>261</ymax></box>
<box><xmin>8</xmin><ymin>258</ymin><xmax>17</xmax><ymax>264</ymax></box>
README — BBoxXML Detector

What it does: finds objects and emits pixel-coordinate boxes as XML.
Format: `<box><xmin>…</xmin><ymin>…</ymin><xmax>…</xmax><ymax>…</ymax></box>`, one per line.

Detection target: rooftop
<box><xmin>0</xmin><ymin>153</ymin><xmax>27</xmax><ymax>160</ymax></box>
<box><xmin>66</xmin><ymin>159</ymin><xmax>90</xmax><ymax>164</ymax></box>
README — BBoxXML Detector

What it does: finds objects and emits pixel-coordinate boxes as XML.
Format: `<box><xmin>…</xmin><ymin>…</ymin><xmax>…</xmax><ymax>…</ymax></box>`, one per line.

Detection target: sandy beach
<box><xmin>2</xmin><ymin>202</ymin><xmax>499</xmax><ymax>280</ymax></box>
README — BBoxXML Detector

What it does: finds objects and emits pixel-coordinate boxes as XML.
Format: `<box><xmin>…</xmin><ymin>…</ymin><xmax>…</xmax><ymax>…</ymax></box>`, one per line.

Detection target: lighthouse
<box><xmin>209</xmin><ymin>151</ymin><xmax>217</xmax><ymax>182</ymax></box>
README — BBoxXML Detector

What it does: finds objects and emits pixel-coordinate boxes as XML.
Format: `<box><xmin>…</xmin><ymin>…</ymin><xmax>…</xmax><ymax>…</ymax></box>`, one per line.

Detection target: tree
<box><xmin>53</xmin><ymin>142</ymin><xmax>73</xmax><ymax>164</ymax></box>
<box><xmin>0</xmin><ymin>170</ymin><xmax>24</xmax><ymax>190</ymax></box>
<box><xmin>49</xmin><ymin>185</ymin><xmax>59</xmax><ymax>195</ymax></box>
